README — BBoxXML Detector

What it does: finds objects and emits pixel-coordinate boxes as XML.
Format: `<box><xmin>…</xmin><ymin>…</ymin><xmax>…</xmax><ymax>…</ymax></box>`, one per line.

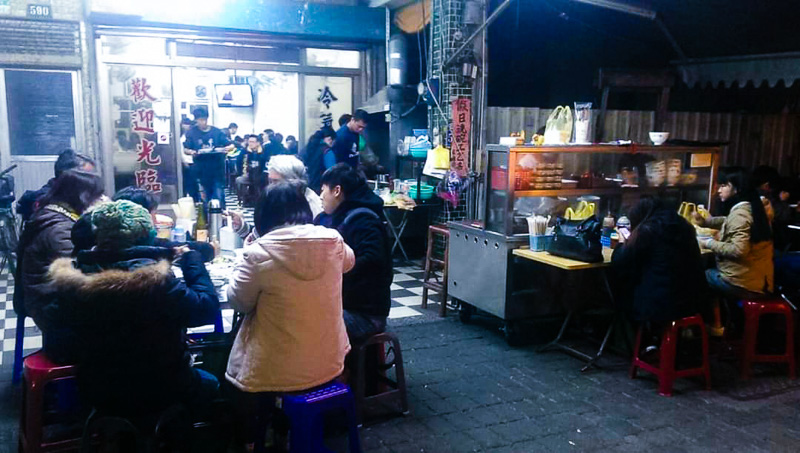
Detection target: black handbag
<box><xmin>546</xmin><ymin>216</ymin><xmax>604</xmax><ymax>263</ymax></box>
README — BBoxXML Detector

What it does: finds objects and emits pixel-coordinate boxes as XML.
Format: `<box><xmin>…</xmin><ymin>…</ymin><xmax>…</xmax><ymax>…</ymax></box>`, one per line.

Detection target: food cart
<box><xmin>447</xmin><ymin>143</ymin><xmax>720</xmax><ymax>344</ymax></box>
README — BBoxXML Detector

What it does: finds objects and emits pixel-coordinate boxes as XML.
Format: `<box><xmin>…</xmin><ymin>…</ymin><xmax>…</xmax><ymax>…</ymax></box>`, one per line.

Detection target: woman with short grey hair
<box><xmin>267</xmin><ymin>155</ymin><xmax>323</xmax><ymax>218</ymax></box>
<box><xmin>226</xmin><ymin>155</ymin><xmax>324</xmax><ymax>244</ymax></box>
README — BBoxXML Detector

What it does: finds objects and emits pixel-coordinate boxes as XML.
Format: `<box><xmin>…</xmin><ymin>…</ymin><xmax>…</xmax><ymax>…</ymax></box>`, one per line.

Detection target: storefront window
<box><xmin>306</xmin><ymin>48</ymin><xmax>360</xmax><ymax>69</ymax></box>
<box><xmin>5</xmin><ymin>70</ymin><xmax>76</xmax><ymax>156</ymax></box>
<box><xmin>101</xmin><ymin>36</ymin><xmax>167</xmax><ymax>59</ymax></box>
<box><xmin>107</xmin><ymin>65</ymin><xmax>178</xmax><ymax>203</ymax></box>
<box><xmin>304</xmin><ymin>75</ymin><xmax>352</xmax><ymax>141</ymax></box>
<box><xmin>173</xmin><ymin>68</ymin><xmax>299</xmax><ymax>140</ymax></box>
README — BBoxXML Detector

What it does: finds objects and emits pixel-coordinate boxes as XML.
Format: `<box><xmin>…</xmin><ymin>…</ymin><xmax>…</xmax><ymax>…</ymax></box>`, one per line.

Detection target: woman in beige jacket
<box><xmin>225</xmin><ymin>181</ymin><xmax>354</xmax><ymax>393</ymax></box>
<box><xmin>699</xmin><ymin>168</ymin><xmax>774</xmax><ymax>299</ymax></box>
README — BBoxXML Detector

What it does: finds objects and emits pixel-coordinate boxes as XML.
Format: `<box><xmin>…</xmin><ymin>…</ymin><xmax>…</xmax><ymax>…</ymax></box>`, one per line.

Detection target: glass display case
<box><xmin>485</xmin><ymin>144</ymin><xmax>720</xmax><ymax>237</ymax></box>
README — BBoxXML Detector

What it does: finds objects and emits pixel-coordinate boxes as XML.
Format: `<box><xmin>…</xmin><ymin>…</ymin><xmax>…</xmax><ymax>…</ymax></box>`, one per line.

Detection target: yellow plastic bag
<box><xmin>564</xmin><ymin>201</ymin><xmax>595</xmax><ymax>221</ymax></box>
<box><xmin>678</xmin><ymin>202</ymin><xmax>696</xmax><ymax>221</ymax></box>
<box><xmin>543</xmin><ymin>106</ymin><xmax>573</xmax><ymax>145</ymax></box>
<box><xmin>430</xmin><ymin>145</ymin><xmax>450</xmax><ymax>169</ymax></box>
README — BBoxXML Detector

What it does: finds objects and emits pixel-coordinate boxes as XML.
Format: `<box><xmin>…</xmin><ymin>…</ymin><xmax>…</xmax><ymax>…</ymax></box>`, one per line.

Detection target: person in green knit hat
<box><xmin>47</xmin><ymin>199</ymin><xmax>222</xmax><ymax>418</ymax></box>
<box><xmin>91</xmin><ymin>199</ymin><xmax>157</xmax><ymax>250</ymax></box>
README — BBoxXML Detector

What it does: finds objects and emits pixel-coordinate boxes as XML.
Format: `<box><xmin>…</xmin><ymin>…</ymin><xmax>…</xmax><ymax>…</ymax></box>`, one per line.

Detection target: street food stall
<box><xmin>447</xmin><ymin>143</ymin><xmax>721</xmax><ymax>344</ymax></box>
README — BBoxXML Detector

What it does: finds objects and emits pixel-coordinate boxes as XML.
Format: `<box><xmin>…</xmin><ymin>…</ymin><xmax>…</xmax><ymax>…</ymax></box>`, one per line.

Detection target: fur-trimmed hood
<box><xmin>48</xmin><ymin>257</ymin><xmax>172</xmax><ymax>297</ymax></box>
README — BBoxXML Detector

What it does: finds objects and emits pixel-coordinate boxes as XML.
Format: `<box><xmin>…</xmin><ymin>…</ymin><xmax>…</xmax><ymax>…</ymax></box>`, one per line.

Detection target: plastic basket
<box><xmin>529</xmin><ymin>235</ymin><xmax>552</xmax><ymax>252</ymax></box>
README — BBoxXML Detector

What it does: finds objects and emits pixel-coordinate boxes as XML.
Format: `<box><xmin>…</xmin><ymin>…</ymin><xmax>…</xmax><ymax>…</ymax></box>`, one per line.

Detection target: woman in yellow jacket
<box><xmin>698</xmin><ymin>168</ymin><xmax>774</xmax><ymax>300</ymax></box>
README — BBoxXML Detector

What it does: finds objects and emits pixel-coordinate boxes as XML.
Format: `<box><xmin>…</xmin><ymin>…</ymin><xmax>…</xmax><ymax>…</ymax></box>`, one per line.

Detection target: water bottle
<box><xmin>171</xmin><ymin>226</ymin><xmax>186</xmax><ymax>243</ymax></box>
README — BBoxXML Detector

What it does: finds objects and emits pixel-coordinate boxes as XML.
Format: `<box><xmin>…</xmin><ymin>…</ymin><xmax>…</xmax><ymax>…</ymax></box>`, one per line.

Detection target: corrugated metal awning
<box><xmin>676</xmin><ymin>52</ymin><xmax>800</xmax><ymax>88</ymax></box>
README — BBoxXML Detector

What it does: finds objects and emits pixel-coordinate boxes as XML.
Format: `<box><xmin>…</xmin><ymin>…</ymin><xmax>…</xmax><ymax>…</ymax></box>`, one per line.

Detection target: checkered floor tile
<box><xmin>0</xmin><ymin>190</ymin><xmax>445</xmax><ymax>369</ymax></box>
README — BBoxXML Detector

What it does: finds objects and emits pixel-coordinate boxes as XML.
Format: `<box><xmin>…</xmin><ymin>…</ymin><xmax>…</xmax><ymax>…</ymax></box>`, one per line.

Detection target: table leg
<box><xmin>394</xmin><ymin>212</ymin><xmax>410</xmax><ymax>260</ymax></box>
<box><xmin>385</xmin><ymin>209</ymin><xmax>410</xmax><ymax>262</ymax></box>
<box><xmin>538</xmin><ymin>268</ymin><xmax>618</xmax><ymax>371</ymax></box>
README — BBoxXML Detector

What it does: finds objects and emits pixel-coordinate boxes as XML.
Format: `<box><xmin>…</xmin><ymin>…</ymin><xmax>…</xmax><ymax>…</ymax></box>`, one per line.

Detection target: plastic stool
<box><xmin>741</xmin><ymin>298</ymin><xmax>796</xmax><ymax>380</ymax></box>
<box><xmin>422</xmin><ymin>225</ymin><xmax>450</xmax><ymax>317</ymax></box>
<box><xmin>254</xmin><ymin>382</ymin><xmax>361</xmax><ymax>453</ymax></box>
<box><xmin>19</xmin><ymin>351</ymin><xmax>81</xmax><ymax>453</ymax></box>
<box><xmin>351</xmin><ymin>332</ymin><xmax>408</xmax><ymax>421</ymax></box>
<box><xmin>630</xmin><ymin>314</ymin><xmax>711</xmax><ymax>396</ymax></box>
<box><xmin>12</xmin><ymin>314</ymin><xmax>25</xmax><ymax>385</ymax></box>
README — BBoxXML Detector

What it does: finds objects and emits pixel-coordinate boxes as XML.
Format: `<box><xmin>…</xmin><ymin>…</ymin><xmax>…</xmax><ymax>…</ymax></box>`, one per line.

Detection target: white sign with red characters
<box><xmin>128</xmin><ymin>77</ymin><xmax>162</xmax><ymax>193</ymax></box>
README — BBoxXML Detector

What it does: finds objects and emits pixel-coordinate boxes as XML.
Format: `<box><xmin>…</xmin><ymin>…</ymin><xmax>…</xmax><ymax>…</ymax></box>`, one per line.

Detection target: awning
<box><xmin>676</xmin><ymin>52</ymin><xmax>800</xmax><ymax>88</ymax></box>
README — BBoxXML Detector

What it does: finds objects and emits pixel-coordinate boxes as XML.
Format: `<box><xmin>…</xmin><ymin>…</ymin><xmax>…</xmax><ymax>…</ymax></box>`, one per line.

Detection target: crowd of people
<box><xmin>12</xmin><ymin>102</ymin><xmax>390</xmax><ymax>449</ymax></box>
<box><xmin>16</xmin><ymin>105</ymin><xmax>800</xmax><ymax>449</ymax></box>
<box><xmin>179</xmin><ymin>106</ymin><xmax>371</xmax><ymax>211</ymax></box>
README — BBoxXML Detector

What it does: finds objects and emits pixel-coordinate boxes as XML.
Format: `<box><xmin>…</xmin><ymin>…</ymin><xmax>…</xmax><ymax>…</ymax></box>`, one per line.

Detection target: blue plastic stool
<box><xmin>255</xmin><ymin>381</ymin><xmax>362</xmax><ymax>453</ymax></box>
<box><xmin>12</xmin><ymin>314</ymin><xmax>25</xmax><ymax>385</ymax></box>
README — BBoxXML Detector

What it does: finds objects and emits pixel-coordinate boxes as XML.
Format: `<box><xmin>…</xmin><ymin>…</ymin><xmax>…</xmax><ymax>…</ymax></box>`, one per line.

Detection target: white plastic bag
<box><xmin>543</xmin><ymin>106</ymin><xmax>573</xmax><ymax>144</ymax></box>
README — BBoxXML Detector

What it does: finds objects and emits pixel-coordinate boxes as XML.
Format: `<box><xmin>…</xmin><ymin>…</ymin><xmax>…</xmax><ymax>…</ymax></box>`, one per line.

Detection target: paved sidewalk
<box><xmin>363</xmin><ymin>316</ymin><xmax>800</xmax><ymax>452</ymax></box>
<box><xmin>2</xmin><ymin>310</ymin><xmax>799</xmax><ymax>452</ymax></box>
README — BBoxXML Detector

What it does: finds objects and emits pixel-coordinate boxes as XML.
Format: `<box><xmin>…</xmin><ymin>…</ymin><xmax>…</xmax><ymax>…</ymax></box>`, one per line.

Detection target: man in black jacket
<box><xmin>317</xmin><ymin>163</ymin><xmax>392</xmax><ymax>340</ymax></box>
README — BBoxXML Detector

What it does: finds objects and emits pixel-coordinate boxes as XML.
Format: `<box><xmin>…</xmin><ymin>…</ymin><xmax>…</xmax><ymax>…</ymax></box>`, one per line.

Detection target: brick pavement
<box><xmin>363</xmin><ymin>316</ymin><xmax>800</xmax><ymax>452</ymax></box>
<box><xmin>2</xmin><ymin>311</ymin><xmax>799</xmax><ymax>452</ymax></box>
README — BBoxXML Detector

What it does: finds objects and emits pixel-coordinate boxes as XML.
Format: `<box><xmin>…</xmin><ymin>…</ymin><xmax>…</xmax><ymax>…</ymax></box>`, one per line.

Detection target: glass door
<box><xmin>105</xmin><ymin>65</ymin><xmax>177</xmax><ymax>203</ymax></box>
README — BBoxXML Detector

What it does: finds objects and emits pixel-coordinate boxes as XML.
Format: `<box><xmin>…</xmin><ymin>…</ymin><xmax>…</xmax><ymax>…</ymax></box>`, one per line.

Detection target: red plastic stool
<box><xmin>630</xmin><ymin>314</ymin><xmax>711</xmax><ymax>396</ymax></box>
<box><xmin>19</xmin><ymin>351</ymin><xmax>81</xmax><ymax>453</ymax></box>
<box><xmin>740</xmin><ymin>298</ymin><xmax>796</xmax><ymax>380</ymax></box>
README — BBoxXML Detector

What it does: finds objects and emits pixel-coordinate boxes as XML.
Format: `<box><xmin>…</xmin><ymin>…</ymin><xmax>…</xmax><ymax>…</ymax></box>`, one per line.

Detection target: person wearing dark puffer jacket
<box><xmin>15</xmin><ymin>170</ymin><xmax>104</xmax><ymax>363</ymax></box>
<box><xmin>611</xmin><ymin>197</ymin><xmax>709</xmax><ymax>323</ymax></box>
<box><xmin>315</xmin><ymin>163</ymin><xmax>392</xmax><ymax>341</ymax></box>
<box><xmin>46</xmin><ymin>200</ymin><xmax>221</xmax><ymax>416</ymax></box>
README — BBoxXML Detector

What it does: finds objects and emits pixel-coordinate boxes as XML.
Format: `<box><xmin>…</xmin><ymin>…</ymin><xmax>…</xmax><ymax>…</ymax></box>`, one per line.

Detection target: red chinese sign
<box><xmin>128</xmin><ymin>77</ymin><xmax>161</xmax><ymax>193</ymax></box>
<box><xmin>135</xmin><ymin>168</ymin><xmax>162</xmax><ymax>192</ymax></box>
<box><xmin>451</xmin><ymin>98</ymin><xmax>471</xmax><ymax>177</ymax></box>
<box><xmin>129</xmin><ymin>78</ymin><xmax>156</xmax><ymax>103</ymax></box>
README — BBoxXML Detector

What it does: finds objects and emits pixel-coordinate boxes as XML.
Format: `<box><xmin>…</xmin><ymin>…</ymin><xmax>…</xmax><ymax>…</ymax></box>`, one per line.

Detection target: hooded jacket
<box><xmin>611</xmin><ymin>209</ymin><xmax>709</xmax><ymax>322</ymax></box>
<box><xmin>46</xmin><ymin>247</ymin><xmax>219</xmax><ymax>413</ymax></box>
<box><xmin>319</xmin><ymin>185</ymin><xmax>393</xmax><ymax>318</ymax></box>
<box><xmin>15</xmin><ymin>204</ymin><xmax>78</xmax><ymax>325</ymax></box>
<box><xmin>705</xmin><ymin>201</ymin><xmax>774</xmax><ymax>294</ymax></box>
<box><xmin>226</xmin><ymin>224</ymin><xmax>355</xmax><ymax>392</ymax></box>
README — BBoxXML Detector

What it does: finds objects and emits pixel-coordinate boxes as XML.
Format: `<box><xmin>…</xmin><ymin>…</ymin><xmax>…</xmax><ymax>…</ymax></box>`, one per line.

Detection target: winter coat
<box><xmin>15</xmin><ymin>204</ymin><xmax>78</xmax><ymax>325</ymax></box>
<box><xmin>611</xmin><ymin>209</ymin><xmax>709</xmax><ymax>322</ymax></box>
<box><xmin>46</xmin><ymin>247</ymin><xmax>219</xmax><ymax>414</ymax></box>
<box><xmin>705</xmin><ymin>201</ymin><xmax>774</xmax><ymax>294</ymax></box>
<box><xmin>225</xmin><ymin>224</ymin><xmax>354</xmax><ymax>392</ymax></box>
<box><xmin>317</xmin><ymin>185</ymin><xmax>393</xmax><ymax>318</ymax></box>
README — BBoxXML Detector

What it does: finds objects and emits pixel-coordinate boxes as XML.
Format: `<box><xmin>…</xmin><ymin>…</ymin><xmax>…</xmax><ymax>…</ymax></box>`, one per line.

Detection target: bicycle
<box><xmin>0</xmin><ymin>164</ymin><xmax>19</xmax><ymax>275</ymax></box>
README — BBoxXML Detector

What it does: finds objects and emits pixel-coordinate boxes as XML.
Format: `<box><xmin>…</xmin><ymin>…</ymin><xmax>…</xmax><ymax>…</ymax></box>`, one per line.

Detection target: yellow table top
<box><xmin>513</xmin><ymin>248</ymin><xmax>613</xmax><ymax>270</ymax></box>
<box><xmin>514</xmin><ymin>246</ymin><xmax>712</xmax><ymax>271</ymax></box>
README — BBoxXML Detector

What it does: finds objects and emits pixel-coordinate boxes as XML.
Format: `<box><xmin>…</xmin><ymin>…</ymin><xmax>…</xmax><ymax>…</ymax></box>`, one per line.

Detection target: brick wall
<box><xmin>430</xmin><ymin>0</ymin><xmax>471</xmax><ymax>222</ymax></box>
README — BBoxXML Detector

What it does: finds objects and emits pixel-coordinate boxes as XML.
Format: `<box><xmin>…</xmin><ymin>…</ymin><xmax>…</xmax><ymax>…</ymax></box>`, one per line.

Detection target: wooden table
<box><xmin>513</xmin><ymin>247</ymin><xmax>616</xmax><ymax>371</ymax></box>
<box><xmin>512</xmin><ymin>248</ymin><xmax>613</xmax><ymax>270</ymax></box>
